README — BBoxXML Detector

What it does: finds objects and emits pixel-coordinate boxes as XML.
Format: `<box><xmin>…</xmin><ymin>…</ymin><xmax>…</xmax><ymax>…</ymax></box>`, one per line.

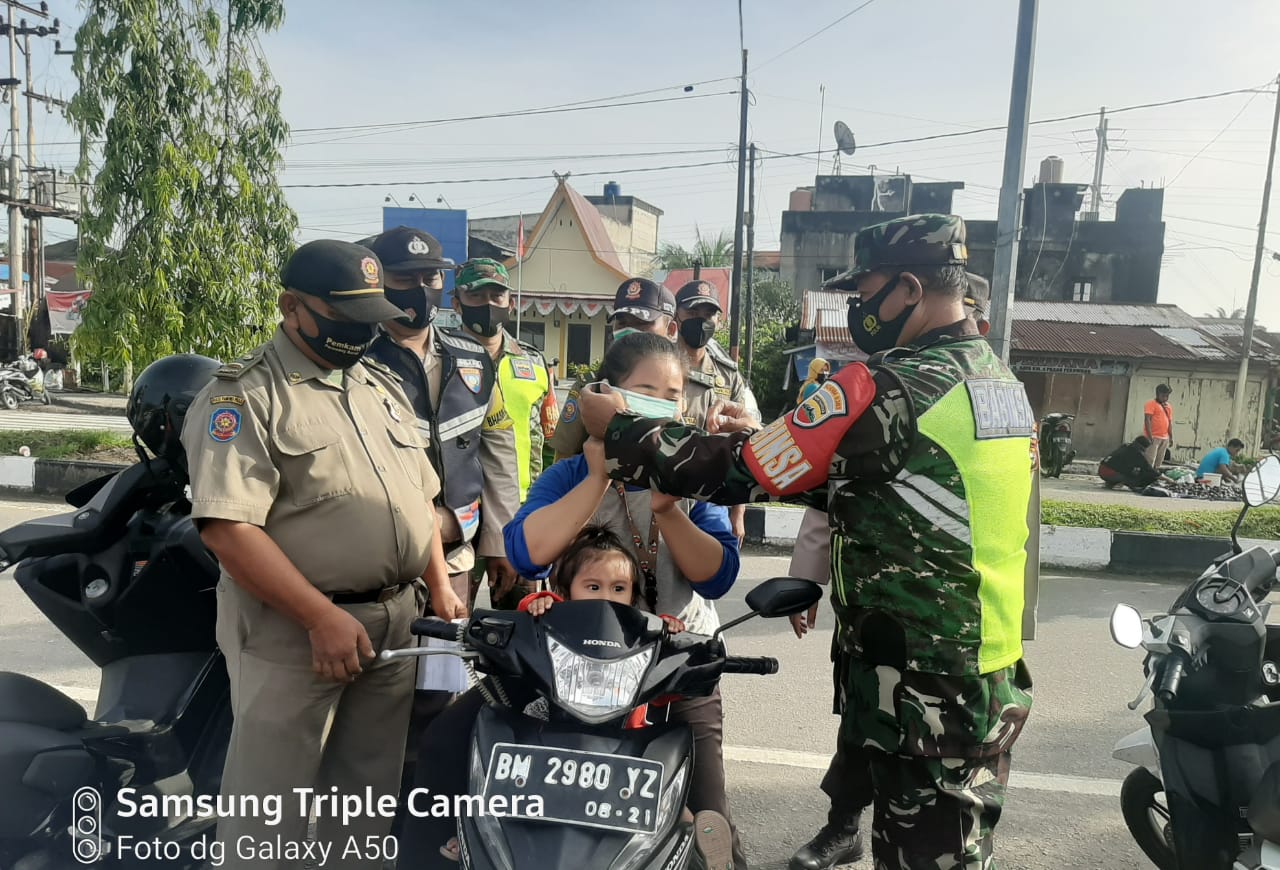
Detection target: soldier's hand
<box><xmin>788</xmin><ymin>604</ymin><xmax>820</xmax><ymax>639</ymax></box>
<box><xmin>486</xmin><ymin>557</ymin><xmax>519</xmax><ymax>600</ymax></box>
<box><xmin>650</xmin><ymin>490</ymin><xmax>681</xmax><ymax>515</ymax></box>
<box><xmin>431</xmin><ymin>586</ymin><xmax>469</xmax><ymax>621</ymax></box>
<box><xmin>307</xmin><ymin>605</ymin><xmax>374</xmax><ymax>683</ymax></box>
<box><xmin>579</xmin><ymin>381</ymin><xmax>626</xmax><ymax>438</ymax></box>
<box><xmin>583</xmin><ymin>437</ymin><xmax>608</xmax><ymax>480</ymax></box>
<box><xmin>707</xmin><ymin>399</ymin><xmax>756</xmax><ymax>435</ymax></box>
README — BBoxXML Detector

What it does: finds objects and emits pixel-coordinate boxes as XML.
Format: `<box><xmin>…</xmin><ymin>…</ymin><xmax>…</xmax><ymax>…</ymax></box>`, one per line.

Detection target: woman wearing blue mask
<box><xmin>504</xmin><ymin>331</ymin><xmax>748</xmax><ymax>868</ymax></box>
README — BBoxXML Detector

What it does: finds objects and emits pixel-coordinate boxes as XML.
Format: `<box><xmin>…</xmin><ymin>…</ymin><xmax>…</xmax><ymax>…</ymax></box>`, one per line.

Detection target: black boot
<box><xmin>788</xmin><ymin>815</ymin><xmax>863</xmax><ymax>870</ymax></box>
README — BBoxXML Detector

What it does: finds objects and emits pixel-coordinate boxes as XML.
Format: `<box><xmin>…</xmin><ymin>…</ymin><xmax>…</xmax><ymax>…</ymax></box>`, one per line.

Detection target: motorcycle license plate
<box><xmin>482</xmin><ymin>743</ymin><xmax>665</xmax><ymax>835</ymax></box>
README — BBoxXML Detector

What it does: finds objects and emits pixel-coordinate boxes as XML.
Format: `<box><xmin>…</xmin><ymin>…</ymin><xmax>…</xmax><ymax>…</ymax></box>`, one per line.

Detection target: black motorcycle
<box><xmin>1039</xmin><ymin>412</ymin><xmax>1076</xmax><ymax>478</ymax></box>
<box><xmin>1110</xmin><ymin>454</ymin><xmax>1280</xmax><ymax>869</ymax></box>
<box><xmin>389</xmin><ymin>577</ymin><xmax>822</xmax><ymax>870</ymax></box>
<box><xmin>0</xmin><ymin>458</ymin><xmax>227</xmax><ymax>870</ymax></box>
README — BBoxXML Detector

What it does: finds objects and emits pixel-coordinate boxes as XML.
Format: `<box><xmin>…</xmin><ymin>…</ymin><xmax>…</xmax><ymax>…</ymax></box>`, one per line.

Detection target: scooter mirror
<box><xmin>745</xmin><ymin>577</ymin><xmax>824</xmax><ymax>618</ymax></box>
<box><xmin>1243</xmin><ymin>455</ymin><xmax>1280</xmax><ymax>507</ymax></box>
<box><xmin>1109</xmin><ymin>604</ymin><xmax>1144</xmax><ymax>649</ymax></box>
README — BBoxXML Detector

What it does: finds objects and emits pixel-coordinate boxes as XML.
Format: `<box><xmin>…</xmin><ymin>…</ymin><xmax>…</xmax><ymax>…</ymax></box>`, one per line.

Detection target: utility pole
<box><xmin>6</xmin><ymin>5</ymin><xmax>22</xmax><ymax>334</ymax></box>
<box><xmin>1229</xmin><ymin>74</ymin><xmax>1280</xmax><ymax>441</ymax></box>
<box><xmin>728</xmin><ymin>48</ymin><xmax>748</xmax><ymax>362</ymax></box>
<box><xmin>1088</xmin><ymin>107</ymin><xmax>1108</xmax><ymax>216</ymax></box>
<box><xmin>744</xmin><ymin>142</ymin><xmax>757</xmax><ymax>382</ymax></box>
<box><xmin>988</xmin><ymin>0</ymin><xmax>1039</xmax><ymax>362</ymax></box>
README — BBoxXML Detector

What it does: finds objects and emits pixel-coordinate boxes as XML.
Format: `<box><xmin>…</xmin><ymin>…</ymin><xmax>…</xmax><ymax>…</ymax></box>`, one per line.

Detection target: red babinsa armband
<box><xmin>743</xmin><ymin>364</ymin><xmax>877</xmax><ymax>496</ymax></box>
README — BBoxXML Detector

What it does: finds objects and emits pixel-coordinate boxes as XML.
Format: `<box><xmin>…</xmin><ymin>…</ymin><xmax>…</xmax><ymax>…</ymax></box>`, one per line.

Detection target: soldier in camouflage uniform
<box><xmin>580</xmin><ymin>215</ymin><xmax>1034</xmax><ymax>870</ymax></box>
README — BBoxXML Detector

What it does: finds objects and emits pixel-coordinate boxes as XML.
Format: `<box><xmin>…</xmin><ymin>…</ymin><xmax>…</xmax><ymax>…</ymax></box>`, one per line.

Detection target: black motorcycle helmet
<box><xmin>126</xmin><ymin>354</ymin><xmax>222</xmax><ymax>475</ymax></box>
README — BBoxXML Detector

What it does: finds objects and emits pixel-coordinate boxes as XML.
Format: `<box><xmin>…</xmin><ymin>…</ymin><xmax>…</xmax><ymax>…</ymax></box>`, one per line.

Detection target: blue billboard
<box><xmin>382</xmin><ymin>207</ymin><xmax>468</xmax><ymax>310</ymax></box>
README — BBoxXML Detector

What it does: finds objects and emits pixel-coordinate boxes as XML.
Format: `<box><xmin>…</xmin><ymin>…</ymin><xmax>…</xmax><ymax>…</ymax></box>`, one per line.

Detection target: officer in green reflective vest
<box><xmin>578</xmin><ymin>214</ymin><xmax>1035</xmax><ymax>870</ymax></box>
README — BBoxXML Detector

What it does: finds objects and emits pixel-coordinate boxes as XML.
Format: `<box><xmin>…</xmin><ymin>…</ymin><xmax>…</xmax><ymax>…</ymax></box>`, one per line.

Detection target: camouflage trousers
<box><xmin>832</xmin><ymin>656</ymin><xmax>1034</xmax><ymax>870</ymax></box>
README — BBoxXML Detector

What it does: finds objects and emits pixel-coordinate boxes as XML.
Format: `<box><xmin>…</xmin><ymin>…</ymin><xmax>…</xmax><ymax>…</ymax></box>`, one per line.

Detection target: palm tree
<box><xmin>655</xmin><ymin>227</ymin><xmax>735</xmax><ymax>270</ymax></box>
<box><xmin>1207</xmin><ymin>306</ymin><xmax>1247</xmax><ymax>319</ymax></box>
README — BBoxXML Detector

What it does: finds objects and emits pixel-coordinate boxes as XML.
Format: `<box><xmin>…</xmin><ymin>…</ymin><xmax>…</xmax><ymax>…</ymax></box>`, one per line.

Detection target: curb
<box><xmin>0</xmin><ymin>456</ymin><xmax>129</xmax><ymax>497</ymax></box>
<box><xmin>743</xmin><ymin>505</ymin><xmax>1264</xmax><ymax>573</ymax></box>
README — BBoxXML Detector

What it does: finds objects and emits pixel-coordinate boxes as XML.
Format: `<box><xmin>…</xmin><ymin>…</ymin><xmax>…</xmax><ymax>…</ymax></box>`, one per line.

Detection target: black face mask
<box><xmin>296</xmin><ymin>302</ymin><xmax>377</xmax><ymax>369</ymax></box>
<box><xmin>816</xmin><ymin>371</ymin><xmax>829</xmax><ymax>383</ymax></box>
<box><xmin>679</xmin><ymin>316</ymin><xmax>716</xmax><ymax>349</ymax></box>
<box><xmin>384</xmin><ymin>285</ymin><xmax>442</xmax><ymax>330</ymax></box>
<box><xmin>459</xmin><ymin>303</ymin><xmax>510</xmax><ymax>338</ymax></box>
<box><xmin>847</xmin><ymin>274</ymin><xmax>916</xmax><ymax>354</ymax></box>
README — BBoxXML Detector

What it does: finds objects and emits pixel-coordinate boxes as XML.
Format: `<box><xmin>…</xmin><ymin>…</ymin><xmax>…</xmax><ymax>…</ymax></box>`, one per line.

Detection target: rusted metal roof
<box><xmin>1012</xmin><ymin>301</ymin><xmax>1201</xmax><ymax>328</ymax></box>
<box><xmin>1011</xmin><ymin>322</ymin><xmax>1208</xmax><ymax>359</ymax></box>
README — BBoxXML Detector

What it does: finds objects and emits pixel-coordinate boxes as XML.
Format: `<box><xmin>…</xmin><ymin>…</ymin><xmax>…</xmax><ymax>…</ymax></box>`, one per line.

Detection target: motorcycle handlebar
<box><xmin>411</xmin><ymin>617</ymin><xmax>463</xmax><ymax>642</ymax></box>
<box><xmin>722</xmin><ymin>656</ymin><xmax>779</xmax><ymax>675</ymax></box>
<box><xmin>1156</xmin><ymin>656</ymin><xmax>1186</xmax><ymax>703</ymax></box>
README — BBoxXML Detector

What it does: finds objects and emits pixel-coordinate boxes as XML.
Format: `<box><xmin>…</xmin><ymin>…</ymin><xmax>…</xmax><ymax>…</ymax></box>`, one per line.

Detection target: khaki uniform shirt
<box><xmin>416</xmin><ymin>326</ymin><xmax>520</xmax><ymax>574</ymax></box>
<box><xmin>182</xmin><ymin>328</ymin><xmax>441</xmax><ymax>593</ymax></box>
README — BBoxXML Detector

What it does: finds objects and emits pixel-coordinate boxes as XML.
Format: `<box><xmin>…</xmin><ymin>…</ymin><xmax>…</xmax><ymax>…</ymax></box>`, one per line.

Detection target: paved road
<box><xmin>0</xmin><ymin>409</ymin><xmax>133</xmax><ymax>433</ymax></box>
<box><xmin>0</xmin><ymin>495</ymin><xmax>1186</xmax><ymax>869</ymax></box>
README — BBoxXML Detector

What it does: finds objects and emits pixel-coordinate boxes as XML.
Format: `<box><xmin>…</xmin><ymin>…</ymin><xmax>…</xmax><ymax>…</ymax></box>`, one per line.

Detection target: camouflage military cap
<box><xmin>455</xmin><ymin>258</ymin><xmax>513</xmax><ymax>293</ymax></box>
<box><xmin>824</xmin><ymin>214</ymin><xmax>968</xmax><ymax>290</ymax></box>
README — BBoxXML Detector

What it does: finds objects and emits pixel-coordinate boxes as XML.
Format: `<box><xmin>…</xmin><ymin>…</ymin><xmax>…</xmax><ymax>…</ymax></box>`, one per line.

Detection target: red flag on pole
<box><xmin>516</xmin><ymin>215</ymin><xmax>526</xmax><ymax>260</ymax></box>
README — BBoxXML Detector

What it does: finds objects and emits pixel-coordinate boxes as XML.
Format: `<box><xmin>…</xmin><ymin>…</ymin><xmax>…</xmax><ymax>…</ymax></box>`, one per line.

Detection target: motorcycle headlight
<box><xmin>547</xmin><ymin>636</ymin><xmax>654</xmax><ymax>724</ymax></box>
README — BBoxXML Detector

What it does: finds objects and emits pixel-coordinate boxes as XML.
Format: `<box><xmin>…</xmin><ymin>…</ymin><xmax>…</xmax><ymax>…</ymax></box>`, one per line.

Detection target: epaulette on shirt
<box><xmin>361</xmin><ymin>356</ymin><xmax>403</xmax><ymax>382</ymax></box>
<box><xmin>706</xmin><ymin>339</ymin><xmax>739</xmax><ymax>371</ymax></box>
<box><xmin>213</xmin><ymin>349</ymin><xmax>266</xmax><ymax>381</ymax></box>
<box><xmin>437</xmin><ymin>327</ymin><xmax>487</xmax><ymax>353</ymax></box>
<box><xmin>515</xmin><ymin>338</ymin><xmax>547</xmax><ymax>363</ymax></box>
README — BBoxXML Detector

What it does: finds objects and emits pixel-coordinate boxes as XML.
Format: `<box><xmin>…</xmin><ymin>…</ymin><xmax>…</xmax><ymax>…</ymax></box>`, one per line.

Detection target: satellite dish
<box><xmin>833</xmin><ymin>121</ymin><xmax>857</xmax><ymax>156</ymax></box>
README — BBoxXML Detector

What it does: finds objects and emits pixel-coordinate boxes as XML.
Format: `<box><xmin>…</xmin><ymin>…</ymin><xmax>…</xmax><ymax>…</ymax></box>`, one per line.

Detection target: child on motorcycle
<box><xmin>410</xmin><ymin>525</ymin><xmax>733</xmax><ymax>870</ymax></box>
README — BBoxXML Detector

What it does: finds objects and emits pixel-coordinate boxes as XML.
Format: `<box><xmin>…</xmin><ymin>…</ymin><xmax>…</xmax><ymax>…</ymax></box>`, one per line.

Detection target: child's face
<box><xmin>566</xmin><ymin>553</ymin><xmax>636</xmax><ymax>605</ymax></box>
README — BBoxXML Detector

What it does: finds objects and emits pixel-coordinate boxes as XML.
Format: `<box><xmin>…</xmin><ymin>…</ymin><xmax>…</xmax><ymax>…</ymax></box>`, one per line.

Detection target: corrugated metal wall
<box><xmin>1126</xmin><ymin>369</ymin><xmax>1267</xmax><ymax>461</ymax></box>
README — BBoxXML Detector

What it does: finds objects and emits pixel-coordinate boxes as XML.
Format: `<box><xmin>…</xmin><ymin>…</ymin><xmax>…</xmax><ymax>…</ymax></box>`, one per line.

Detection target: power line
<box><xmin>1167</xmin><ymin>89</ymin><xmax>1266</xmax><ymax>187</ymax></box>
<box><xmin>754</xmin><ymin>0</ymin><xmax>882</xmax><ymax>72</ymax></box>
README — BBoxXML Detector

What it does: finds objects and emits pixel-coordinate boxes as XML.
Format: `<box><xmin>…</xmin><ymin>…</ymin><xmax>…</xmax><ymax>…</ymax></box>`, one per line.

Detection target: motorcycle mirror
<box><xmin>1243</xmin><ymin>455</ymin><xmax>1280</xmax><ymax>507</ymax></box>
<box><xmin>745</xmin><ymin>577</ymin><xmax>824</xmax><ymax>618</ymax></box>
<box><xmin>1110</xmin><ymin>604</ymin><xmax>1145</xmax><ymax>649</ymax></box>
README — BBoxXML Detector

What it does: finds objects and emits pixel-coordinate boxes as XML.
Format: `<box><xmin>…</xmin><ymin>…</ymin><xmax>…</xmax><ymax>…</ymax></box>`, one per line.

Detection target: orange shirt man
<box><xmin>1143</xmin><ymin>384</ymin><xmax>1174</xmax><ymax>470</ymax></box>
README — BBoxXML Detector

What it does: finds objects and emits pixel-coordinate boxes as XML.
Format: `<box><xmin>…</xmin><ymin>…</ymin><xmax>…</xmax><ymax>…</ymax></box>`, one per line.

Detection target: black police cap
<box><xmin>675</xmin><ymin>280</ymin><xmax>722</xmax><ymax>312</ymax></box>
<box><xmin>367</xmin><ymin>226</ymin><xmax>455</xmax><ymax>272</ymax></box>
<box><xmin>280</xmin><ymin>240</ymin><xmax>405</xmax><ymax>324</ymax></box>
<box><xmin>608</xmin><ymin>278</ymin><xmax>677</xmax><ymax>323</ymax></box>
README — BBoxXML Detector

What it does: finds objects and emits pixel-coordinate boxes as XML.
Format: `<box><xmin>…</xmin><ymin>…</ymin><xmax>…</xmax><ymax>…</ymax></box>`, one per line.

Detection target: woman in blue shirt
<box><xmin>504</xmin><ymin>331</ymin><xmax>747</xmax><ymax>868</ymax></box>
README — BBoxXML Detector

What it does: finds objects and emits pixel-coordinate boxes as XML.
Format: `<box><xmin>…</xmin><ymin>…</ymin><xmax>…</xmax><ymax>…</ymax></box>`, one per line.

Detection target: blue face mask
<box><xmin>614</xmin><ymin>386</ymin><xmax>679</xmax><ymax>420</ymax></box>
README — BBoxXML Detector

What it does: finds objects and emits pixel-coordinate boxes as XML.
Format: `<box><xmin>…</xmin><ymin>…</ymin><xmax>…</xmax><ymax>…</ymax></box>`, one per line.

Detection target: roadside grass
<box><xmin>0</xmin><ymin>430</ymin><xmax>132</xmax><ymax>460</ymax></box>
<box><xmin>1042</xmin><ymin>499</ymin><xmax>1280</xmax><ymax>538</ymax></box>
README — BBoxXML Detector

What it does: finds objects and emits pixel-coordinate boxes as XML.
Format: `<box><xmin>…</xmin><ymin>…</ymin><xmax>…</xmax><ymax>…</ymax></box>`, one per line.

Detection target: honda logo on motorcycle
<box><xmin>582</xmin><ymin>639</ymin><xmax>622</xmax><ymax>649</ymax></box>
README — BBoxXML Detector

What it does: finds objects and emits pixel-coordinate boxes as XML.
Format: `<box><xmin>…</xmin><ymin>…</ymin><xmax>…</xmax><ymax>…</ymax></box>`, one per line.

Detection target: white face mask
<box><xmin>613</xmin><ymin>386</ymin><xmax>680</xmax><ymax>419</ymax></box>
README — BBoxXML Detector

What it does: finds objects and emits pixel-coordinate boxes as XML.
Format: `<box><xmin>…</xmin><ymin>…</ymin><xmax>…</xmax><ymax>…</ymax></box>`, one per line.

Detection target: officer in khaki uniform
<box><xmin>182</xmin><ymin>240</ymin><xmax>462</xmax><ymax>870</ymax></box>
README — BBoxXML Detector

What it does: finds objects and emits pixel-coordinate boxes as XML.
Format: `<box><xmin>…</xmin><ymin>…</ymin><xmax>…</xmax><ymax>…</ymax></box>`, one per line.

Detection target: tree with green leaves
<box><xmin>69</xmin><ymin>0</ymin><xmax>297</xmax><ymax>373</ymax></box>
<box><xmin>656</xmin><ymin>228</ymin><xmax>734</xmax><ymax>270</ymax></box>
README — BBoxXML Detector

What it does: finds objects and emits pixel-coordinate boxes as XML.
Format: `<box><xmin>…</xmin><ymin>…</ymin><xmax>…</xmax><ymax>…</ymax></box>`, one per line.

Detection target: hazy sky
<box><xmin>24</xmin><ymin>0</ymin><xmax>1280</xmax><ymax>324</ymax></box>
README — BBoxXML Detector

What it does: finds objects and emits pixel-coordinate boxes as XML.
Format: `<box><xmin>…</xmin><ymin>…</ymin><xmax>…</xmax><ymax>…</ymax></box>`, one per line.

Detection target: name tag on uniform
<box><xmin>967</xmin><ymin>380</ymin><xmax>1035</xmax><ymax>439</ymax></box>
<box><xmin>510</xmin><ymin>357</ymin><xmax>538</xmax><ymax>381</ymax></box>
